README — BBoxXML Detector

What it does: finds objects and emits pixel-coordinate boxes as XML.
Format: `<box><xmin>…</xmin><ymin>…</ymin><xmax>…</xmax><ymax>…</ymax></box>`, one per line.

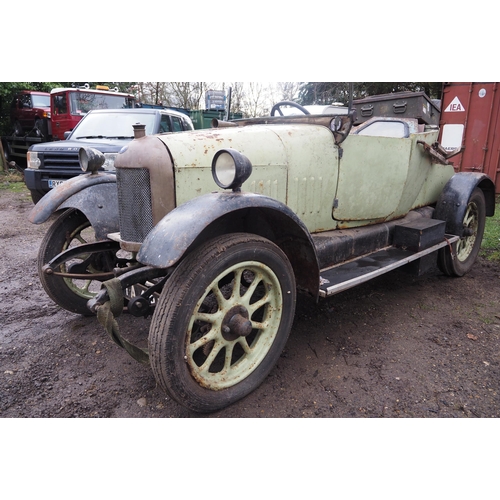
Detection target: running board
<box><xmin>318</xmin><ymin>235</ymin><xmax>459</xmax><ymax>298</ymax></box>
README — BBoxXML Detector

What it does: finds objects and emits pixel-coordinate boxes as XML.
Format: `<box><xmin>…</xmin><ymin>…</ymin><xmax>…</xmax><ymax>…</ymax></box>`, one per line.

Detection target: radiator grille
<box><xmin>116</xmin><ymin>167</ymin><xmax>154</xmax><ymax>243</ymax></box>
<box><xmin>41</xmin><ymin>151</ymin><xmax>80</xmax><ymax>170</ymax></box>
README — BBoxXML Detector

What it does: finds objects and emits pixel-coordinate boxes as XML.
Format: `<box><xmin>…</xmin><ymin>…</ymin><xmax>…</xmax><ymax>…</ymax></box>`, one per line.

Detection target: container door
<box><xmin>439</xmin><ymin>82</ymin><xmax>500</xmax><ymax>193</ymax></box>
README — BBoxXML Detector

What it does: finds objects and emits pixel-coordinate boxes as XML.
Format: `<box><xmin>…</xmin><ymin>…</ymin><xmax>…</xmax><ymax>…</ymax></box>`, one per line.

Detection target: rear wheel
<box><xmin>149</xmin><ymin>233</ymin><xmax>296</xmax><ymax>412</ymax></box>
<box><xmin>438</xmin><ymin>188</ymin><xmax>486</xmax><ymax>277</ymax></box>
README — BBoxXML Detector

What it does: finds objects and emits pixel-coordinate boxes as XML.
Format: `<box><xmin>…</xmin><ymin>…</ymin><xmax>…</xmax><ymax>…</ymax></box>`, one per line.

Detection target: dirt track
<box><xmin>1</xmin><ymin>185</ymin><xmax>499</xmax><ymax>418</ymax></box>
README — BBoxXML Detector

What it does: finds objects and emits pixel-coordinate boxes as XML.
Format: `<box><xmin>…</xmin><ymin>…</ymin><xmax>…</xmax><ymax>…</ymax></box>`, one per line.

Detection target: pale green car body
<box><xmin>164</xmin><ymin>123</ymin><xmax>454</xmax><ymax>233</ymax></box>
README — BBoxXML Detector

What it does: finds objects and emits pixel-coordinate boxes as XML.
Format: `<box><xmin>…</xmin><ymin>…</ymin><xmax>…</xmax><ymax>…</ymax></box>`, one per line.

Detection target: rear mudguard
<box><xmin>433</xmin><ymin>172</ymin><xmax>496</xmax><ymax>236</ymax></box>
<box><xmin>138</xmin><ymin>190</ymin><xmax>321</xmax><ymax>298</ymax></box>
<box><xmin>28</xmin><ymin>172</ymin><xmax>119</xmax><ymax>241</ymax></box>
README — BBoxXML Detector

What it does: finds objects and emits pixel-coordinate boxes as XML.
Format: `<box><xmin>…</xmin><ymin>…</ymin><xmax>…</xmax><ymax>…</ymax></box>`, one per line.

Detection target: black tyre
<box><xmin>3</xmin><ymin>140</ymin><xmax>12</xmax><ymax>163</ymax></box>
<box><xmin>38</xmin><ymin>209</ymin><xmax>118</xmax><ymax>315</ymax></box>
<box><xmin>438</xmin><ymin>188</ymin><xmax>486</xmax><ymax>277</ymax></box>
<box><xmin>149</xmin><ymin>233</ymin><xmax>296</xmax><ymax>413</ymax></box>
<box><xmin>12</xmin><ymin>121</ymin><xmax>23</xmax><ymax>136</ymax></box>
<box><xmin>34</xmin><ymin>118</ymin><xmax>48</xmax><ymax>139</ymax></box>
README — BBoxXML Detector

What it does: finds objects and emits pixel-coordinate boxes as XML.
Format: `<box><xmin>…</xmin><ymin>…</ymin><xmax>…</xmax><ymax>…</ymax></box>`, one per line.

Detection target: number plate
<box><xmin>48</xmin><ymin>179</ymin><xmax>65</xmax><ymax>188</ymax></box>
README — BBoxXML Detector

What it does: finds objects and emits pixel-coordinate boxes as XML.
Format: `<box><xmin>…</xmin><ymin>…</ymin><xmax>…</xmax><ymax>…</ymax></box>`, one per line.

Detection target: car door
<box><xmin>333</xmin><ymin>121</ymin><xmax>412</xmax><ymax>223</ymax></box>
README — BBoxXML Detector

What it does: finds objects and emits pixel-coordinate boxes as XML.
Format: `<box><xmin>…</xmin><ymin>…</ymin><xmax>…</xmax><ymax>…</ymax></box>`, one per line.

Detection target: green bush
<box><xmin>481</xmin><ymin>195</ymin><xmax>500</xmax><ymax>262</ymax></box>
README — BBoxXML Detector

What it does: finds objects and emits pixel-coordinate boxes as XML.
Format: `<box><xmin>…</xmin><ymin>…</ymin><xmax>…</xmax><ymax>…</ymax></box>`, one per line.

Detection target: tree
<box><xmin>276</xmin><ymin>82</ymin><xmax>303</xmax><ymax>102</ymax></box>
<box><xmin>298</xmin><ymin>82</ymin><xmax>444</xmax><ymax>105</ymax></box>
<box><xmin>224</xmin><ymin>82</ymin><xmax>297</xmax><ymax>117</ymax></box>
<box><xmin>132</xmin><ymin>82</ymin><xmax>216</xmax><ymax>109</ymax></box>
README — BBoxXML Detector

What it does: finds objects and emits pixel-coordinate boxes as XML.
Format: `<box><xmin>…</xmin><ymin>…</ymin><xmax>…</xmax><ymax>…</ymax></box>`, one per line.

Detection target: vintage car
<box><xmin>29</xmin><ymin>100</ymin><xmax>496</xmax><ymax>412</ymax></box>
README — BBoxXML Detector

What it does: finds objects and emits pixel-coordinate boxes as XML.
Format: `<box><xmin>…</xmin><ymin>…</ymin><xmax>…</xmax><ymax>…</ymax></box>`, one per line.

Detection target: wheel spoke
<box><xmin>250</xmin><ymin>319</ymin><xmax>270</xmax><ymax>330</ymax></box>
<box><xmin>223</xmin><ymin>342</ymin><xmax>235</xmax><ymax>371</ymax></box>
<box><xmin>247</xmin><ymin>294</ymin><xmax>270</xmax><ymax>314</ymax></box>
<box><xmin>236</xmin><ymin>336</ymin><xmax>251</xmax><ymax>354</ymax></box>
<box><xmin>212</xmin><ymin>282</ymin><xmax>229</xmax><ymax>308</ymax></box>
<box><xmin>193</xmin><ymin>310</ymin><xmax>223</xmax><ymax>325</ymax></box>
<box><xmin>188</xmin><ymin>328</ymin><xmax>219</xmax><ymax>355</ymax></box>
<box><xmin>240</xmin><ymin>269</ymin><xmax>262</xmax><ymax>301</ymax></box>
<box><xmin>229</xmin><ymin>267</ymin><xmax>244</xmax><ymax>300</ymax></box>
<box><xmin>463</xmin><ymin>205</ymin><xmax>477</xmax><ymax>228</ymax></box>
<box><xmin>198</xmin><ymin>339</ymin><xmax>225</xmax><ymax>373</ymax></box>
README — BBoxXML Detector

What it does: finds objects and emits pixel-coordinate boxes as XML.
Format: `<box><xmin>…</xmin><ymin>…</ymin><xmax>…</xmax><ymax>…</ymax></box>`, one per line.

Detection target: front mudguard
<box><xmin>28</xmin><ymin>172</ymin><xmax>119</xmax><ymax>240</ymax></box>
<box><xmin>138</xmin><ymin>190</ymin><xmax>321</xmax><ymax>298</ymax></box>
<box><xmin>433</xmin><ymin>172</ymin><xmax>495</xmax><ymax>236</ymax></box>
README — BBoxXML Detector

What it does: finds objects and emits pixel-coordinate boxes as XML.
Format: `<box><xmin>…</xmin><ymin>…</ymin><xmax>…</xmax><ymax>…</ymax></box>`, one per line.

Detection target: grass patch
<box><xmin>0</xmin><ymin>168</ymin><xmax>25</xmax><ymax>193</ymax></box>
<box><xmin>481</xmin><ymin>195</ymin><xmax>500</xmax><ymax>263</ymax></box>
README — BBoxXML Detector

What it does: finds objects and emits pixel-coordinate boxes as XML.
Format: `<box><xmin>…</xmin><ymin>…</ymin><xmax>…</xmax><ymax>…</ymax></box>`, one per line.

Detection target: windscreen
<box><xmin>69</xmin><ymin>92</ymin><xmax>135</xmax><ymax>116</ymax></box>
<box><xmin>31</xmin><ymin>94</ymin><xmax>50</xmax><ymax>107</ymax></box>
<box><xmin>72</xmin><ymin>112</ymin><xmax>156</xmax><ymax>139</ymax></box>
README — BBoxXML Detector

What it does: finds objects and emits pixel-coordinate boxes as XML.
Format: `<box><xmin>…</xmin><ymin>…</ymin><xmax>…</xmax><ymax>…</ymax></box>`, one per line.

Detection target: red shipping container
<box><xmin>439</xmin><ymin>82</ymin><xmax>500</xmax><ymax>193</ymax></box>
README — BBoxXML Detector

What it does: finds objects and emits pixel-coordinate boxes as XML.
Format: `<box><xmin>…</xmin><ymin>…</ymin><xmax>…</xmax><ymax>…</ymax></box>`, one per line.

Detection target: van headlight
<box><xmin>27</xmin><ymin>151</ymin><xmax>41</xmax><ymax>169</ymax></box>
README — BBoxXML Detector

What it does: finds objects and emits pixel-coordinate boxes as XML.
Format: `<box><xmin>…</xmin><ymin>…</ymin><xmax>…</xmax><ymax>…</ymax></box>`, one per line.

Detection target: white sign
<box><xmin>441</xmin><ymin>124</ymin><xmax>465</xmax><ymax>151</ymax></box>
<box><xmin>444</xmin><ymin>96</ymin><xmax>465</xmax><ymax>112</ymax></box>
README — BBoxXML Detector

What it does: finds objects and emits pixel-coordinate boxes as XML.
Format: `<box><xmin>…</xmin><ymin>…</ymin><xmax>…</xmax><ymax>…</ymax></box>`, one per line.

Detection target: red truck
<box><xmin>2</xmin><ymin>84</ymin><xmax>136</xmax><ymax>167</ymax></box>
<box><xmin>9</xmin><ymin>90</ymin><xmax>51</xmax><ymax>137</ymax></box>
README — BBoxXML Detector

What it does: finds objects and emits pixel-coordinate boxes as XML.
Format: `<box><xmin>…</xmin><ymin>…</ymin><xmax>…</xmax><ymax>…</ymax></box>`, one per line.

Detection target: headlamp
<box><xmin>79</xmin><ymin>147</ymin><xmax>105</xmax><ymax>173</ymax></box>
<box><xmin>211</xmin><ymin>149</ymin><xmax>252</xmax><ymax>191</ymax></box>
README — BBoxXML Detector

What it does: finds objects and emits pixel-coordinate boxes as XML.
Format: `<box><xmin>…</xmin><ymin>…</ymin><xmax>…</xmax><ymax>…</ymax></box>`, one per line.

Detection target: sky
<box><xmin>4</xmin><ymin>4</ymin><xmax>497</xmax><ymax>84</ymax></box>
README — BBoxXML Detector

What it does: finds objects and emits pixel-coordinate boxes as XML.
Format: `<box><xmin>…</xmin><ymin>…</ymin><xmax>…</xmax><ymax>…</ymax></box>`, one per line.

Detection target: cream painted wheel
<box><xmin>438</xmin><ymin>188</ymin><xmax>486</xmax><ymax>277</ymax></box>
<box><xmin>149</xmin><ymin>233</ymin><xmax>296</xmax><ymax>412</ymax></box>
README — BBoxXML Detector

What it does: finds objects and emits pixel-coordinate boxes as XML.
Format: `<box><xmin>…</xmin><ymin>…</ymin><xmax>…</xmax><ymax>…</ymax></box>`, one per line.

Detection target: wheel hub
<box><xmin>221</xmin><ymin>305</ymin><xmax>253</xmax><ymax>341</ymax></box>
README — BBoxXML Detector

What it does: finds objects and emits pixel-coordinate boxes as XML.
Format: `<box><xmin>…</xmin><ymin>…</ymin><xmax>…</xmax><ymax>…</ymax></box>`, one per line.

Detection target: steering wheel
<box><xmin>270</xmin><ymin>101</ymin><xmax>311</xmax><ymax>117</ymax></box>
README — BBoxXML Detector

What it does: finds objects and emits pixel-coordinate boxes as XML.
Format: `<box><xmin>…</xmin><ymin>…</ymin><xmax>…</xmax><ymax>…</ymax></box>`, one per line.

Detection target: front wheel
<box><xmin>34</xmin><ymin>118</ymin><xmax>49</xmax><ymax>139</ymax></box>
<box><xmin>149</xmin><ymin>233</ymin><xmax>297</xmax><ymax>412</ymax></box>
<box><xmin>438</xmin><ymin>188</ymin><xmax>486</xmax><ymax>277</ymax></box>
<box><xmin>38</xmin><ymin>209</ymin><xmax>123</xmax><ymax>315</ymax></box>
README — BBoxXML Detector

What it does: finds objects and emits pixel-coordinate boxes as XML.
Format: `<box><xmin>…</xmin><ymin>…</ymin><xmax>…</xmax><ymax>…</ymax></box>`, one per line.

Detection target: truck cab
<box><xmin>50</xmin><ymin>84</ymin><xmax>136</xmax><ymax>140</ymax></box>
<box><xmin>10</xmin><ymin>90</ymin><xmax>51</xmax><ymax>136</ymax></box>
